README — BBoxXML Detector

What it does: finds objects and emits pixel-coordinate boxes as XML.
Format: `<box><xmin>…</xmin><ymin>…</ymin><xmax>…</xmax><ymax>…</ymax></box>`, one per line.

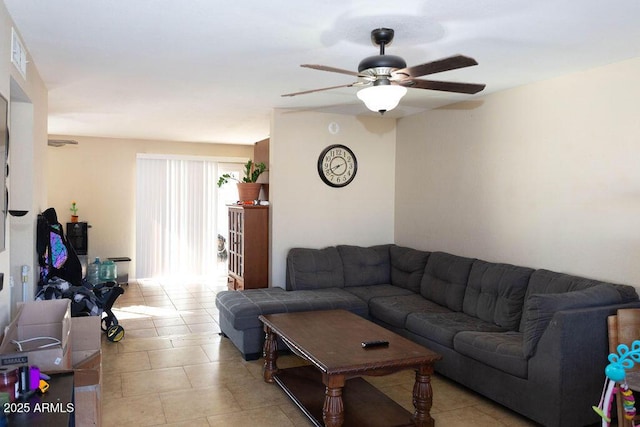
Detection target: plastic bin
<box><xmin>107</xmin><ymin>257</ymin><xmax>131</xmax><ymax>285</ymax></box>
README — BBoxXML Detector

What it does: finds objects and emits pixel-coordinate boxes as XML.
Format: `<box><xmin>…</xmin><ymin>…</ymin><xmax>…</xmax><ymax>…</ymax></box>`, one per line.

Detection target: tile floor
<box><xmin>101</xmin><ymin>278</ymin><xmax>540</xmax><ymax>426</ymax></box>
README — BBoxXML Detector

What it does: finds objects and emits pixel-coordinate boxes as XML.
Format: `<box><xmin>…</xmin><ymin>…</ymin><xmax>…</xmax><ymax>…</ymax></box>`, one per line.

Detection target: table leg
<box><xmin>412</xmin><ymin>364</ymin><xmax>435</xmax><ymax>427</ymax></box>
<box><xmin>323</xmin><ymin>375</ymin><xmax>345</xmax><ymax>427</ymax></box>
<box><xmin>262</xmin><ymin>326</ymin><xmax>278</xmax><ymax>383</ymax></box>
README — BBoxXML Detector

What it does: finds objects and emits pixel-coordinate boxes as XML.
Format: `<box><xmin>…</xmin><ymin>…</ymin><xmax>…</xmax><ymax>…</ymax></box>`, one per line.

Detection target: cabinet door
<box><xmin>241</xmin><ymin>207</ymin><xmax>268</xmax><ymax>288</ymax></box>
<box><xmin>228</xmin><ymin>208</ymin><xmax>244</xmax><ymax>278</ymax></box>
<box><xmin>227</xmin><ymin>206</ymin><xmax>268</xmax><ymax>289</ymax></box>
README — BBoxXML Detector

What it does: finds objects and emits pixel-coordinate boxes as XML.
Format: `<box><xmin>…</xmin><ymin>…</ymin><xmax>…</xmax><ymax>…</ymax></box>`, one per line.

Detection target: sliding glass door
<box><xmin>135</xmin><ymin>155</ymin><xmax>244</xmax><ymax>283</ymax></box>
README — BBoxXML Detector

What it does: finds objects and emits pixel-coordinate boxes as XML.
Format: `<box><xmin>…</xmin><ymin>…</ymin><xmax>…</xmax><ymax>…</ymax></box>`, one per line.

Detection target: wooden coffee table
<box><xmin>259</xmin><ymin>309</ymin><xmax>442</xmax><ymax>427</ymax></box>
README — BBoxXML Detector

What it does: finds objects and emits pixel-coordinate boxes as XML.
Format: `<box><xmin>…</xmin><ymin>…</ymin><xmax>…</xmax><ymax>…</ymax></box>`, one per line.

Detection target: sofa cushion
<box><xmin>518</xmin><ymin>269</ymin><xmax>638</xmax><ymax>331</ymax></box>
<box><xmin>390</xmin><ymin>246</ymin><xmax>430</xmax><ymax>293</ymax></box>
<box><xmin>369</xmin><ymin>294</ymin><xmax>451</xmax><ymax>328</ymax></box>
<box><xmin>454</xmin><ymin>331</ymin><xmax>528</xmax><ymax>379</ymax></box>
<box><xmin>286</xmin><ymin>247</ymin><xmax>344</xmax><ymax>290</ymax></box>
<box><xmin>215</xmin><ymin>288</ymin><xmax>367</xmax><ymax>330</ymax></box>
<box><xmin>521</xmin><ymin>284</ymin><xmax>623</xmax><ymax>357</ymax></box>
<box><xmin>337</xmin><ymin>244</ymin><xmax>392</xmax><ymax>287</ymax></box>
<box><xmin>344</xmin><ymin>284</ymin><xmax>414</xmax><ymax>304</ymax></box>
<box><xmin>524</xmin><ymin>268</ymin><xmax>639</xmax><ymax>301</ymax></box>
<box><xmin>406</xmin><ymin>311</ymin><xmax>507</xmax><ymax>349</ymax></box>
<box><xmin>463</xmin><ymin>260</ymin><xmax>534</xmax><ymax>331</ymax></box>
<box><xmin>420</xmin><ymin>252</ymin><xmax>475</xmax><ymax>312</ymax></box>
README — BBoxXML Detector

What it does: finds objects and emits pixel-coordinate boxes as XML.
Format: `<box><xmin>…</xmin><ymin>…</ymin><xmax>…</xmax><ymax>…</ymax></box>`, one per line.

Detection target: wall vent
<box><xmin>47</xmin><ymin>139</ymin><xmax>79</xmax><ymax>147</ymax></box>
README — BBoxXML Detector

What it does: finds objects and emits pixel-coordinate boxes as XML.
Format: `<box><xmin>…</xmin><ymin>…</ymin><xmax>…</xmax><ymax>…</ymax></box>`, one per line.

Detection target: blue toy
<box><xmin>594</xmin><ymin>341</ymin><xmax>640</xmax><ymax>426</ymax></box>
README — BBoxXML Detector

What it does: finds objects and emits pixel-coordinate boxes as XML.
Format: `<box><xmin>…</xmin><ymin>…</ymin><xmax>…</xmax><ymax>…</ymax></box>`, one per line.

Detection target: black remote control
<box><xmin>361</xmin><ymin>340</ymin><xmax>389</xmax><ymax>349</ymax></box>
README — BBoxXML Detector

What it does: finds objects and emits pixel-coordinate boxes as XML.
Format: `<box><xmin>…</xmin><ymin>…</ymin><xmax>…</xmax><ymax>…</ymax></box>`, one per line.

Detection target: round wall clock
<box><xmin>317</xmin><ymin>144</ymin><xmax>358</xmax><ymax>187</ymax></box>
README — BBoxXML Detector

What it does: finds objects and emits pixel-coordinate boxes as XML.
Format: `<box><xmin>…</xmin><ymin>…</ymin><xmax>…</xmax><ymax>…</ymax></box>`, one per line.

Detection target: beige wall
<box><xmin>396</xmin><ymin>57</ymin><xmax>640</xmax><ymax>288</ymax></box>
<box><xmin>270</xmin><ymin>110</ymin><xmax>396</xmax><ymax>286</ymax></box>
<box><xmin>46</xmin><ymin>135</ymin><xmax>253</xmax><ymax>279</ymax></box>
<box><xmin>0</xmin><ymin>4</ymin><xmax>49</xmax><ymax>328</ymax></box>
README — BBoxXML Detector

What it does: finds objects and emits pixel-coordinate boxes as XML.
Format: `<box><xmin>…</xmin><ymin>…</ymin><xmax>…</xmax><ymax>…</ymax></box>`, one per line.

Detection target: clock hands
<box><xmin>327</xmin><ymin>161</ymin><xmax>346</xmax><ymax>173</ymax></box>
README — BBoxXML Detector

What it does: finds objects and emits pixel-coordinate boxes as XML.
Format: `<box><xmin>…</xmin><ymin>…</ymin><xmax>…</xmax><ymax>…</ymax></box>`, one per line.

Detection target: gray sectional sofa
<box><xmin>215</xmin><ymin>244</ymin><xmax>640</xmax><ymax>427</ymax></box>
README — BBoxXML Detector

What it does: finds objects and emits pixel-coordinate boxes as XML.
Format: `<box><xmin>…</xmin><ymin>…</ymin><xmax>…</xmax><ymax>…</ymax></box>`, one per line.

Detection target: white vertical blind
<box><xmin>136</xmin><ymin>156</ymin><xmax>242</xmax><ymax>280</ymax></box>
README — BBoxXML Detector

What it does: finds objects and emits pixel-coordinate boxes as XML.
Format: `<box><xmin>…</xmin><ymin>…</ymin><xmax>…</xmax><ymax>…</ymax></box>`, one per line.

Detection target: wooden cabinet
<box><xmin>227</xmin><ymin>205</ymin><xmax>269</xmax><ymax>290</ymax></box>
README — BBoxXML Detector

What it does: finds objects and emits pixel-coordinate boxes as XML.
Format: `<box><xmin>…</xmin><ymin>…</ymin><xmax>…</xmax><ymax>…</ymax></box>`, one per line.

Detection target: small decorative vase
<box><xmin>237</xmin><ymin>183</ymin><xmax>262</xmax><ymax>202</ymax></box>
<box><xmin>71</xmin><ymin>215</ymin><xmax>79</xmax><ymax>223</ymax></box>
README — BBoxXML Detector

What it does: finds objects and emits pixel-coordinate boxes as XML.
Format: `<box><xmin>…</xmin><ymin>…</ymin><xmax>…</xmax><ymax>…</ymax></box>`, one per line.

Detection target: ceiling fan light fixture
<box><xmin>357</xmin><ymin>84</ymin><xmax>407</xmax><ymax>114</ymax></box>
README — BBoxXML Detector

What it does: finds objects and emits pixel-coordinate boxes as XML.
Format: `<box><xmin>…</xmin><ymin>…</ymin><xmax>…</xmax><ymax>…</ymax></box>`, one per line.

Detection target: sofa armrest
<box><xmin>528</xmin><ymin>302</ymin><xmax>640</xmax><ymax>423</ymax></box>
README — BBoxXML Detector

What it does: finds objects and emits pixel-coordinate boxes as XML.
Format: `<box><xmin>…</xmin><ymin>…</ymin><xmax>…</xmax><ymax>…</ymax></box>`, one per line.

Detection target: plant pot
<box><xmin>237</xmin><ymin>183</ymin><xmax>262</xmax><ymax>202</ymax></box>
<box><xmin>71</xmin><ymin>215</ymin><xmax>79</xmax><ymax>223</ymax></box>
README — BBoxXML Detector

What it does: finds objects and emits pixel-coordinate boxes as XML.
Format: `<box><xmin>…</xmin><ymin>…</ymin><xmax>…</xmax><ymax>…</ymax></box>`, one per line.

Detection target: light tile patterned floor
<box><xmin>101</xmin><ymin>279</ymin><xmax>539</xmax><ymax>426</ymax></box>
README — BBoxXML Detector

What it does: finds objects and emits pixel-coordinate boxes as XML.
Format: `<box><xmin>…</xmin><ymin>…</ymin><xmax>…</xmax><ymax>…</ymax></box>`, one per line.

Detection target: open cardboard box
<box><xmin>0</xmin><ymin>299</ymin><xmax>72</xmax><ymax>371</ymax></box>
<box><xmin>71</xmin><ymin>315</ymin><xmax>102</xmax><ymax>427</ymax></box>
<box><xmin>0</xmin><ymin>301</ymin><xmax>103</xmax><ymax>426</ymax></box>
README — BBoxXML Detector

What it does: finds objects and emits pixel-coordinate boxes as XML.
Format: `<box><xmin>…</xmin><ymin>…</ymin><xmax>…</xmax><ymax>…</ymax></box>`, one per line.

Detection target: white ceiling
<box><xmin>4</xmin><ymin>0</ymin><xmax>640</xmax><ymax>145</ymax></box>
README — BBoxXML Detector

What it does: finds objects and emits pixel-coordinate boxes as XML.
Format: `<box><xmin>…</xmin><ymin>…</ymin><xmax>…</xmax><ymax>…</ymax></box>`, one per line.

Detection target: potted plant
<box><xmin>217</xmin><ymin>160</ymin><xmax>267</xmax><ymax>202</ymax></box>
<box><xmin>70</xmin><ymin>201</ymin><xmax>79</xmax><ymax>222</ymax></box>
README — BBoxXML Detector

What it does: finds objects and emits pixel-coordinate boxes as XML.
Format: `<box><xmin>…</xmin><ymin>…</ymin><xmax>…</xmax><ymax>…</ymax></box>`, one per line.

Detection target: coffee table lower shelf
<box><xmin>273</xmin><ymin>365</ymin><xmax>416</xmax><ymax>427</ymax></box>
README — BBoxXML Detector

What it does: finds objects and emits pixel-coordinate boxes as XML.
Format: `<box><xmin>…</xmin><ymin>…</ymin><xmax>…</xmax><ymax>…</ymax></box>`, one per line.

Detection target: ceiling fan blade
<box><xmin>301</xmin><ymin>64</ymin><xmax>361</xmax><ymax>77</ymax></box>
<box><xmin>399</xmin><ymin>79</ymin><xmax>486</xmax><ymax>94</ymax></box>
<box><xmin>394</xmin><ymin>55</ymin><xmax>479</xmax><ymax>78</ymax></box>
<box><xmin>282</xmin><ymin>83</ymin><xmax>358</xmax><ymax>97</ymax></box>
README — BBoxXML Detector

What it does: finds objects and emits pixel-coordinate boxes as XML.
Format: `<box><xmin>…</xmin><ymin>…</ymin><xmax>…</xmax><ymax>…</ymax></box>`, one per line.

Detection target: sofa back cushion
<box><xmin>337</xmin><ymin>245</ymin><xmax>392</xmax><ymax>287</ymax></box>
<box><xmin>519</xmin><ymin>269</ymin><xmax>639</xmax><ymax>331</ymax></box>
<box><xmin>521</xmin><ymin>284</ymin><xmax>623</xmax><ymax>357</ymax></box>
<box><xmin>420</xmin><ymin>252</ymin><xmax>475</xmax><ymax>311</ymax></box>
<box><xmin>390</xmin><ymin>246</ymin><xmax>430</xmax><ymax>293</ymax></box>
<box><xmin>526</xmin><ymin>269</ymin><xmax>612</xmax><ymax>296</ymax></box>
<box><xmin>463</xmin><ymin>260</ymin><xmax>534</xmax><ymax>330</ymax></box>
<box><xmin>286</xmin><ymin>247</ymin><xmax>344</xmax><ymax>290</ymax></box>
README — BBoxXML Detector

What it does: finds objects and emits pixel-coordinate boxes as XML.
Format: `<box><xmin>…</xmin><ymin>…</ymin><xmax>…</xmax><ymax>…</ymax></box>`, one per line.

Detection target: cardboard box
<box><xmin>75</xmin><ymin>353</ymin><xmax>102</xmax><ymax>427</ymax></box>
<box><xmin>0</xmin><ymin>299</ymin><xmax>72</xmax><ymax>371</ymax></box>
<box><xmin>72</xmin><ymin>315</ymin><xmax>101</xmax><ymax>366</ymax></box>
<box><xmin>71</xmin><ymin>316</ymin><xmax>102</xmax><ymax>427</ymax></box>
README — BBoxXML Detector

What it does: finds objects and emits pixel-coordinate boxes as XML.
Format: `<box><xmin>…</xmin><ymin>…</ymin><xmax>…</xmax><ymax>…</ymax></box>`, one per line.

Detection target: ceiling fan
<box><xmin>283</xmin><ymin>28</ymin><xmax>486</xmax><ymax>114</ymax></box>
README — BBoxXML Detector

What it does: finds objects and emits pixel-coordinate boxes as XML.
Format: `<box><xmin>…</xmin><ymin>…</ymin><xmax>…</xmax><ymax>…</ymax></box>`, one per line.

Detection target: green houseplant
<box><xmin>70</xmin><ymin>201</ymin><xmax>79</xmax><ymax>222</ymax></box>
<box><xmin>217</xmin><ymin>160</ymin><xmax>267</xmax><ymax>201</ymax></box>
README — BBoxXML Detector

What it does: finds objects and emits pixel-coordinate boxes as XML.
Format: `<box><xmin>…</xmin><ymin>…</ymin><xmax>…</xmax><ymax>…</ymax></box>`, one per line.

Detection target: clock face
<box><xmin>317</xmin><ymin>144</ymin><xmax>358</xmax><ymax>187</ymax></box>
